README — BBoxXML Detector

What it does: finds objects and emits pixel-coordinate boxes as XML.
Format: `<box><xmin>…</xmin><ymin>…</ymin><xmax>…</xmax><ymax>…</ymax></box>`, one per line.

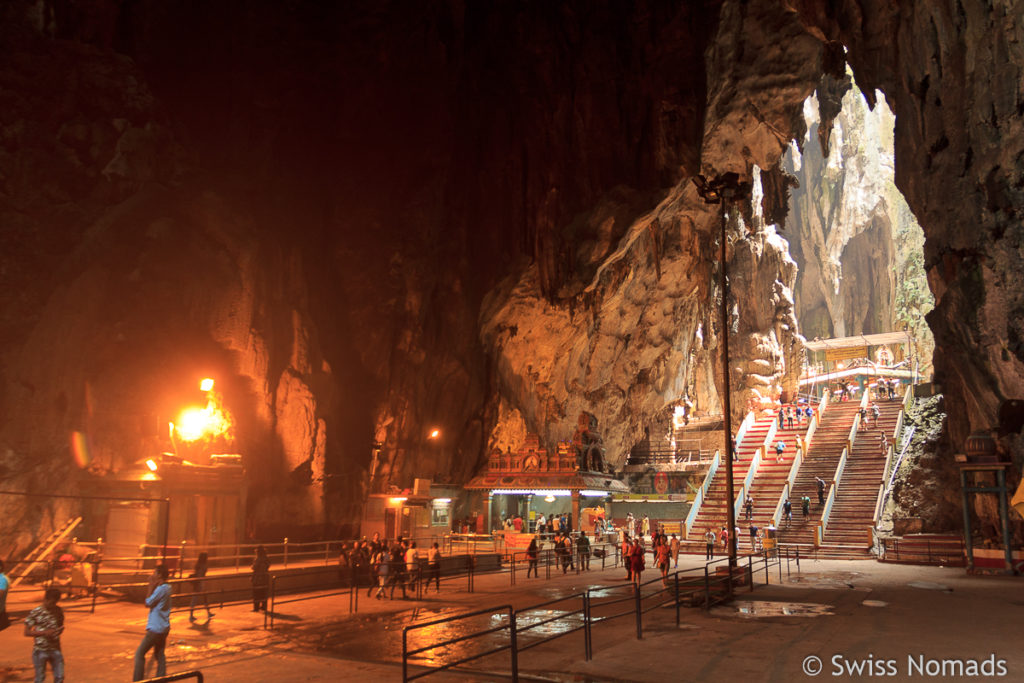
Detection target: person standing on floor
<box><xmin>630</xmin><ymin>538</ymin><xmax>646</xmax><ymax>585</ymax></box>
<box><xmin>641</xmin><ymin>515</ymin><xmax>651</xmax><ymax>539</ymax></box>
<box><xmin>426</xmin><ymin>542</ymin><xmax>442</xmax><ymax>592</ymax></box>
<box><xmin>251</xmin><ymin>546</ymin><xmax>270</xmax><ymax>612</ymax></box>
<box><xmin>0</xmin><ymin>559</ymin><xmax>9</xmax><ymax>631</ymax></box>
<box><xmin>526</xmin><ymin>538</ymin><xmax>539</xmax><ymax>578</ymax></box>
<box><xmin>188</xmin><ymin>552</ymin><xmax>213</xmax><ymax>622</ymax></box>
<box><xmin>372</xmin><ymin>546</ymin><xmax>389</xmax><ymax>599</ymax></box>
<box><xmin>577</xmin><ymin>531</ymin><xmax>591</xmax><ymax>571</ymax></box>
<box><xmin>622</xmin><ymin>537</ymin><xmax>634</xmax><ymax>582</ymax></box>
<box><xmin>669</xmin><ymin>533</ymin><xmax>680</xmax><ymax>568</ymax></box>
<box><xmin>24</xmin><ymin>588</ymin><xmax>64</xmax><ymax>683</ymax></box>
<box><xmin>705</xmin><ymin>528</ymin><xmax>716</xmax><ymax>560</ymax></box>
<box><xmin>133</xmin><ymin>565</ymin><xmax>171</xmax><ymax>681</ymax></box>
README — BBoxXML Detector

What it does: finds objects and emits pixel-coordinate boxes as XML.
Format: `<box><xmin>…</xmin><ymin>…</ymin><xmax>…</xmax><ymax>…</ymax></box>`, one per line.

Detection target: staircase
<box><xmin>9</xmin><ymin>516</ymin><xmax>82</xmax><ymax>587</ymax></box>
<box><xmin>685</xmin><ymin>413</ymin><xmax>773</xmax><ymax>545</ymax></box>
<box><xmin>823</xmin><ymin>401</ymin><xmax>904</xmax><ymax>549</ymax></box>
<box><xmin>776</xmin><ymin>402</ymin><xmax>860</xmax><ymax>555</ymax></box>
<box><xmin>736</xmin><ymin>418</ymin><xmax>805</xmax><ymax>550</ymax></box>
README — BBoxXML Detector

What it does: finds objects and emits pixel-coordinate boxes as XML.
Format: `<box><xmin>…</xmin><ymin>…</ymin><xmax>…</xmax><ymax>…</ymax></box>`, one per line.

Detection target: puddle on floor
<box><xmin>786</xmin><ymin>571</ymin><xmax>870</xmax><ymax>590</ymax></box>
<box><xmin>861</xmin><ymin>600</ymin><xmax>888</xmax><ymax>607</ymax></box>
<box><xmin>908</xmin><ymin>581</ymin><xmax>952</xmax><ymax>592</ymax></box>
<box><xmin>712</xmin><ymin>600</ymin><xmax>834</xmax><ymax>618</ymax></box>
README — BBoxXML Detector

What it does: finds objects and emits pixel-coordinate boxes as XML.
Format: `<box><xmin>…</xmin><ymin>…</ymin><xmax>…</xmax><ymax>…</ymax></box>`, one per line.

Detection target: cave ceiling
<box><xmin>1</xmin><ymin>0</ymin><xmax>1021</xmax><ymax>535</ymax></box>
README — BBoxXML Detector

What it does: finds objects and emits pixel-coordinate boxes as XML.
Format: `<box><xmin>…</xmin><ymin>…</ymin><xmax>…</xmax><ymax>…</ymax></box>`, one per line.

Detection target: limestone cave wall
<box><xmin>1</xmin><ymin>0</ymin><xmax>1022</xmax><ymax>546</ymax></box>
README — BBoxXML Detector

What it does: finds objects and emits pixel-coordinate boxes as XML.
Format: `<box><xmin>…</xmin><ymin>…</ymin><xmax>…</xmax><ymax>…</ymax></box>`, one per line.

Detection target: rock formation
<box><xmin>783</xmin><ymin>85</ymin><xmax>935</xmax><ymax>375</ymax></box>
<box><xmin>1</xmin><ymin>0</ymin><xmax>1022</xmax><ymax>546</ymax></box>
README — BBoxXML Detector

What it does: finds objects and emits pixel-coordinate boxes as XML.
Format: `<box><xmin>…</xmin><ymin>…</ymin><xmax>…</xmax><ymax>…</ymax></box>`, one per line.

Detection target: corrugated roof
<box><xmin>803</xmin><ymin>331</ymin><xmax>912</xmax><ymax>352</ymax></box>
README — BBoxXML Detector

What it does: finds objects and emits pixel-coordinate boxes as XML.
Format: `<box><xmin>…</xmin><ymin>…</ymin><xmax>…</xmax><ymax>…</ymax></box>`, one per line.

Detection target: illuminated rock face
<box><xmin>0</xmin><ymin>0</ymin><xmax>1022</xmax><ymax>542</ymax></box>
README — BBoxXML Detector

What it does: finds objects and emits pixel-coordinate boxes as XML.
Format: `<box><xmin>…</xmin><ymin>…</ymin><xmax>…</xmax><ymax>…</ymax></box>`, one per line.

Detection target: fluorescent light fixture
<box><xmin>581</xmin><ymin>490</ymin><xmax>609</xmax><ymax>497</ymax></box>
<box><xmin>388</xmin><ymin>497</ymin><xmax>407</xmax><ymax>504</ymax></box>
<box><xmin>433</xmin><ymin>498</ymin><xmax>452</xmax><ymax>504</ymax></box>
<box><xmin>145</xmin><ymin>459</ymin><xmax>158</xmax><ymax>471</ymax></box>
<box><xmin>489</xmin><ymin>489</ymin><xmax>571</xmax><ymax>496</ymax></box>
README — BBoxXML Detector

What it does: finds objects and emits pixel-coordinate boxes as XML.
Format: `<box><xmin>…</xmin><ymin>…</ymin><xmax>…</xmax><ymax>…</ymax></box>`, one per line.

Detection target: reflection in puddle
<box><xmin>713</xmin><ymin>600</ymin><xmax>834</xmax><ymax>618</ymax></box>
<box><xmin>908</xmin><ymin>581</ymin><xmax>951</xmax><ymax>592</ymax></box>
<box><xmin>861</xmin><ymin>600</ymin><xmax>888</xmax><ymax>607</ymax></box>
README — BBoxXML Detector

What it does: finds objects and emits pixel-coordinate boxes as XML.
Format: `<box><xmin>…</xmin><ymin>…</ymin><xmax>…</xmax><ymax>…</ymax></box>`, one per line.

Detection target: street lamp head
<box><xmin>200</xmin><ymin>378</ymin><xmax>214</xmax><ymax>392</ymax></box>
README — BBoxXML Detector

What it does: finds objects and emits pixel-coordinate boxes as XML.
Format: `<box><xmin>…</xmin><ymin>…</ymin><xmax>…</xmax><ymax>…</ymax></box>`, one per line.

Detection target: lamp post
<box><xmin>693</xmin><ymin>172</ymin><xmax>751</xmax><ymax>595</ymax></box>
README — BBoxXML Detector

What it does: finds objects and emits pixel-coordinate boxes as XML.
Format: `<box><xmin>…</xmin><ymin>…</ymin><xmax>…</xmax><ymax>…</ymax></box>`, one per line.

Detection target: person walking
<box><xmin>786</xmin><ymin>406</ymin><xmax>795</xmax><ymax>429</ymax></box>
<box><xmin>744</xmin><ymin>495</ymin><xmax>754</xmax><ymax>521</ymax></box>
<box><xmin>133</xmin><ymin>565</ymin><xmax>171</xmax><ymax>681</ymax></box>
<box><xmin>704</xmin><ymin>528</ymin><xmax>716</xmax><ymax>560</ymax></box>
<box><xmin>251</xmin><ymin>546</ymin><xmax>270</xmax><ymax>612</ymax></box>
<box><xmin>783</xmin><ymin>498</ymin><xmax>793</xmax><ymax>527</ymax></box>
<box><xmin>801</xmin><ymin>495</ymin><xmax>811</xmax><ymax>517</ymax></box>
<box><xmin>622</xmin><ymin>538</ymin><xmax>634</xmax><ymax>582</ymax></box>
<box><xmin>815</xmin><ymin>476</ymin><xmax>827</xmax><ymax>505</ymax></box>
<box><xmin>778</xmin><ymin>406</ymin><xmax>785</xmax><ymax>429</ymax></box>
<box><xmin>404</xmin><ymin>541</ymin><xmax>420</xmax><ymax>595</ymax></box>
<box><xmin>188</xmin><ymin>552</ymin><xmax>213</xmax><ymax>622</ymax></box>
<box><xmin>656</xmin><ymin>539</ymin><xmax>671</xmax><ymax>586</ymax></box>
<box><xmin>719</xmin><ymin>526</ymin><xmax>729</xmax><ymax>554</ymax></box>
<box><xmin>670</xmin><ymin>533</ymin><xmax>680</xmax><ymax>568</ymax></box>
<box><xmin>24</xmin><ymin>588</ymin><xmax>64</xmax><ymax>683</ymax></box>
<box><xmin>526</xmin><ymin>538</ymin><xmax>539</xmax><ymax>578</ymax></box>
<box><xmin>426</xmin><ymin>542</ymin><xmax>442</xmax><ymax>592</ymax></box>
<box><xmin>775</xmin><ymin>441</ymin><xmax>786</xmax><ymax>462</ymax></box>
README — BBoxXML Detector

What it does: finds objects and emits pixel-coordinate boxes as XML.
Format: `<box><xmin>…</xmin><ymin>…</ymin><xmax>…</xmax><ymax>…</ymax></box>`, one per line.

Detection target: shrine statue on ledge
<box><xmin>572</xmin><ymin>412</ymin><xmax>606</xmax><ymax>473</ymax></box>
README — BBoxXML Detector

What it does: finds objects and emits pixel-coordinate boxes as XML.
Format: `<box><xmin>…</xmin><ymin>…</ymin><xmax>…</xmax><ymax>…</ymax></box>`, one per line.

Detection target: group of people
<box><xmin>524</xmin><ymin>530</ymin><xmax>593</xmax><ymax>576</ymax></box>
<box><xmin>337</xmin><ymin>534</ymin><xmax>443</xmax><ymax>599</ymax></box>
<box><xmin>622</xmin><ymin>532</ymin><xmax>681</xmax><ymax>586</ymax></box>
<box><xmin>777</xmin><ymin>403</ymin><xmax>815</xmax><ymax>430</ymax></box>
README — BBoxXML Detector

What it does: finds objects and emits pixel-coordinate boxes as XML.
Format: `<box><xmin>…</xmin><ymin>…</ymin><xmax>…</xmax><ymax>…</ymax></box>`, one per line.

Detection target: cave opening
<box><xmin>781</xmin><ymin>77</ymin><xmax>936</xmax><ymax>382</ymax></box>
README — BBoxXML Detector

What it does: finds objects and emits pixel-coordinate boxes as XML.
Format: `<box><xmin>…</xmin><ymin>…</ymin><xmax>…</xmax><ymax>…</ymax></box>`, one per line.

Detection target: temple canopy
<box><xmin>803</xmin><ymin>331</ymin><xmax>911</xmax><ymax>353</ymax></box>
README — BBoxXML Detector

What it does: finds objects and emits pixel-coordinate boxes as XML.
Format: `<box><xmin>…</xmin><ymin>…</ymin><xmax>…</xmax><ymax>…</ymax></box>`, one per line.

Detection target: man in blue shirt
<box><xmin>133</xmin><ymin>564</ymin><xmax>171</xmax><ymax>681</ymax></box>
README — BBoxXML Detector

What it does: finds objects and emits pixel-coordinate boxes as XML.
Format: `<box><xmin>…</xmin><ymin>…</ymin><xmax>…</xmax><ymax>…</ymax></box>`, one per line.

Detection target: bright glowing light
<box><xmin>544</xmin><ymin>495</ymin><xmax>556</xmax><ymax>503</ymax></box>
<box><xmin>174</xmin><ymin>392</ymin><xmax>234</xmax><ymax>443</ymax></box>
<box><xmin>428</xmin><ymin>428</ymin><xmax>441</xmax><ymax>439</ymax></box>
<box><xmin>200</xmin><ymin>378</ymin><xmax>215</xmax><ymax>392</ymax></box>
<box><xmin>389</xmin><ymin>497</ymin><xmax>407</xmax><ymax>505</ymax></box>
<box><xmin>145</xmin><ymin>459</ymin><xmax>158</xmax><ymax>471</ymax></box>
<box><xmin>490</xmin><ymin>489</ymin><xmax>571</xmax><ymax>496</ymax></box>
<box><xmin>433</xmin><ymin>498</ymin><xmax>452</xmax><ymax>504</ymax></box>
<box><xmin>580</xmin><ymin>490</ymin><xmax>609</xmax><ymax>497</ymax></box>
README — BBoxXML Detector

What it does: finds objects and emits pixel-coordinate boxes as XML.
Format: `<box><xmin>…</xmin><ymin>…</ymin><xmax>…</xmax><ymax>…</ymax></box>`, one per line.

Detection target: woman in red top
<box><xmin>630</xmin><ymin>540</ymin><xmax>646</xmax><ymax>585</ymax></box>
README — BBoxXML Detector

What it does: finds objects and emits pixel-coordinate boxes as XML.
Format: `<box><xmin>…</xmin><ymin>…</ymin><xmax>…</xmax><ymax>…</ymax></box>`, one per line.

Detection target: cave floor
<box><xmin>0</xmin><ymin>557</ymin><xmax>1020</xmax><ymax>682</ymax></box>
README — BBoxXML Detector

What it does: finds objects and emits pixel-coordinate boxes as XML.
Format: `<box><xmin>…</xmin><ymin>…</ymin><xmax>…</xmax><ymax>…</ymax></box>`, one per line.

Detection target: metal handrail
<box><xmin>771</xmin><ymin>443</ymin><xmax>803</xmax><ymax>527</ymax></box>
<box><xmin>734</xmin><ymin>411</ymin><xmax>757</xmax><ymax>447</ymax></box>
<box><xmin>733</xmin><ymin>444</ymin><xmax>762</xmax><ymax>521</ymax></box>
<box><xmin>137</xmin><ymin>672</ymin><xmax>204</xmax><ymax>683</ymax></box>
<box><xmin>402</xmin><ymin>604</ymin><xmax>516</xmax><ymax>682</ymax></box>
<box><xmin>684</xmin><ymin>450</ymin><xmax>720</xmax><ymax>539</ymax></box>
